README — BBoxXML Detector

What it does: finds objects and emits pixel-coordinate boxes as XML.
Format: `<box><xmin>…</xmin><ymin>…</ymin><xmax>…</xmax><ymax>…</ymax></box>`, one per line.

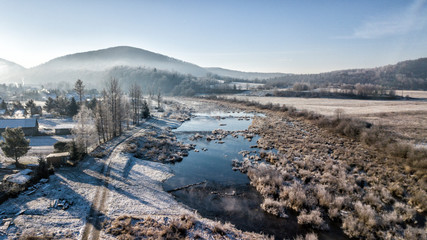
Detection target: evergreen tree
<box><xmin>69</xmin><ymin>141</ymin><xmax>82</xmax><ymax>161</ymax></box>
<box><xmin>12</xmin><ymin>101</ymin><xmax>24</xmax><ymax>110</ymax></box>
<box><xmin>86</xmin><ymin>97</ymin><xmax>97</xmax><ymax>111</ymax></box>
<box><xmin>67</xmin><ymin>97</ymin><xmax>79</xmax><ymax>116</ymax></box>
<box><xmin>0</xmin><ymin>128</ymin><xmax>30</xmax><ymax>168</ymax></box>
<box><xmin>74</xmin><ymin>79</ymin><xmax>85</xmax><ymax>105</ymax></box>
<box><xmin>12</xmin><ymin>101</ymin><xmax>26</xmax><ymax>116</ymax></box>
<box><xmin>25</xmin><ymin>99</ymin><xmax>38</xmax><ymax>116</ymax></box>
<box><xmin>0</xmin><ymin>100</ymin><xmax>7</xmax><ymax>110</ymax></box>
<box><xmin>44</xmin><ymin>97</ymin><xmax>55</xmax><ymax>112</ymax></box>
<box><xmin>54</xmin><ymin>96</ymin><xmax>70</xmax><ymax>116</ymax></box>
<box><xmin>142</xmin><ymin>100</ymin><xmax>150</xmax><ymax>119</ymax></box>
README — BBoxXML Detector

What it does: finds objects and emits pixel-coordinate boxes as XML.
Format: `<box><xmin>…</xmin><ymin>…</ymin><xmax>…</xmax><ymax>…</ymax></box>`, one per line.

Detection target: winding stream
<box><xmin>163</xmin><ymin>112</ymin><xmax>347</xmax><ymax>239</ymax></box>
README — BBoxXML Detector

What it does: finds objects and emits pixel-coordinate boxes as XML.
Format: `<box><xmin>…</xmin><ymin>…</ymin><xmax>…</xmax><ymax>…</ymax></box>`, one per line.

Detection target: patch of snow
<box><xmin>6</xmin><ymin>169</ymin><xmax>33</xmax><ymax>184</ymax></box>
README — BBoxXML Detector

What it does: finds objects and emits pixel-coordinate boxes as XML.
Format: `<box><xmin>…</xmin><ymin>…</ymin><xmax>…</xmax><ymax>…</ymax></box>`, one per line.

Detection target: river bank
<box><xmin>200</xmin><ymin>97</ymin><xmax>426</xmax><ymax>239</ymax></box>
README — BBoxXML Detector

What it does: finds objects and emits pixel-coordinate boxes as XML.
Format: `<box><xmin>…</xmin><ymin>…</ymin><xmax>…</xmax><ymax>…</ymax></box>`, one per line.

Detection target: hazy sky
<box><xmin>1</xmin><ymin>0</ymin><xmax>427</xmax><ymax>73</ymax></box>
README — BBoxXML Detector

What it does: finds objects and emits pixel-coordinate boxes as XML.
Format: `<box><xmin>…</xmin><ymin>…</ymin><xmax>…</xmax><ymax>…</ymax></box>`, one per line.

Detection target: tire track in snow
<box><xmin>80</xmin><ymin>125</ymin><xmax>146</xmax><ymax>240</ymax></box>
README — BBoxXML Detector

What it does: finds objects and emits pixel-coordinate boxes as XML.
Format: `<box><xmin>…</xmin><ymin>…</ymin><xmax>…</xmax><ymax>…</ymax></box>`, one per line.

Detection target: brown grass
<box><xmin>104</xmin><ymin>215</ymin><xmax>271</xmax><ymax>240</ymax></box>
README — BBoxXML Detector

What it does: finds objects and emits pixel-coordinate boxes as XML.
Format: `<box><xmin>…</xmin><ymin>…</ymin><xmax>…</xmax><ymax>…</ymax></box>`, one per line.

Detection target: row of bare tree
<box><xmin>72</xmin><ymin>78</ymin><xmax>150</xmax><ymax>154</ymax></box>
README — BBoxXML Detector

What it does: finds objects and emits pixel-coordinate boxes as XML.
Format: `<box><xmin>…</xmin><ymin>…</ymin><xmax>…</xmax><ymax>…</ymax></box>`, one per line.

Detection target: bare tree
<box><xmin>129</xmin><ymin>82</ymin><xmax>143</xmax><ymax>125</ymax></box>
<box><xmin>93</xmin><ymin>78</ymin><xmax>126</xmax><ymax>143</ymax></box>
<box><xmin>74</xmin><ymin>79</ymin><xmax>85</xmax><ymax>105</ymax></box>
<box><xmin>95</xmin><ymin>90</ymin><xmax>108</xmax><ymax>143</ymax></box>
<box><xmin>156</xmin><ymin>90</ymin><xmax>162</xmax><ymax>110</ymax></box>
<box><xmin>72</xmin><ymin>105</ymin><xmax>97</xmax><ymax>153</ymax></box>
<box><xmin>106</xmin><ymin>78</ymin><xmax>119</xmax><ymax>137</ymax></box>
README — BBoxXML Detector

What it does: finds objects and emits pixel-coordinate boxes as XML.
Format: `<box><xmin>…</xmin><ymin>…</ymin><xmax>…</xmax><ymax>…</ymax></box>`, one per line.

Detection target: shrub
<box><xmin>316</xmin><ymin>185</ymin><xmax>332</xmax><ymax>208</ymax></box>
<box><xmin>69</xmin><ymin>141</ymin><xmax>84</xmax><ymax>161</ymax></box>
<box><xmin>343</xmin><ymin>201</ymin><xmax>379</xmax><ymax>239</ymax></box>
<box><xmin>260</xmin><ymin>198</ymin><xmax>288</xmax><ymax>218</ymax></box>
<box><xmin>404</xmin><ymin>226</ymin><xmax>427</xmax><ymax>240</ymax></box>
<box><xmin>297</xmin><ymin>209</ymin><xmax>328</xmax><ymax>230</ymax></box>
<box><xmin>280</xmin><ymin>182</ymin><xmax>307</xmax><ymax>211</ymax></box>
<box><xmin>295</xmin><ymin>233</ymin><xmax>318</xmax><ymax>240</ymax></box>
<box><xmin>53</xmin><ymin>141</ymin><xmax>69</xmax><ymax>153</ymax></box>
<box><xmin>408</xmin><ymin>190</ymin><xmax>427</xmax><ymax>213</ymax></box>
<box><xmin>389</xmin><ymin>143</ymin><xmax>413</xmax><ymax>159</ymax></box>
<box><xmin>35</xmin><ymin>157</ymin><xmax>53</xmax><ymax>180</ymax></box>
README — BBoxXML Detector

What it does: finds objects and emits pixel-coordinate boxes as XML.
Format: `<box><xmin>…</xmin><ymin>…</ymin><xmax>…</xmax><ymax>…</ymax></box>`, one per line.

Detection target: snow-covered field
<box><xmin>225</xmin><ymin>95</ymin><xmax>427</xmax><ymax>116</ymax></box>
<box><xmin>37</xmin><ymin>118</ymin><xmax>75</xmax><ymax>134</ymax></box>
<box><xmin>27</xmin><ymin>135</ymin><xmax>73</xmax><ymax>156</ymax></box>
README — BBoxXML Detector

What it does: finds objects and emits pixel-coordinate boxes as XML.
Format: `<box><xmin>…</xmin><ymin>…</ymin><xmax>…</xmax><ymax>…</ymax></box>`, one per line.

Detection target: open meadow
<box><xmin>226</xmin><ymin>95</ymin><xmax>427</xmax><ymax>146</ymax></box>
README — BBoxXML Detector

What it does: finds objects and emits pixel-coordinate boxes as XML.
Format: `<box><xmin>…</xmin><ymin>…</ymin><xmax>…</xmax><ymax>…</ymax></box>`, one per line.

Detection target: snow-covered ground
<box><xmin>27</xmin><ymin>135</ymin><xmax>73</xmax><ymax>156</ymax></box>
<box><xmin>0</xmin><ymin>118</ymin><xmax>190</xmax><ymax>239</ymax></box>
<box><xmin>0</xmin><ymin>101</ymin><xmax>267</xmax><ymax>239</ymax></box>
<box><xmin>37</xmin><ymin>118</ymin><xmax>75</xmax><ymax>134</ymax></box>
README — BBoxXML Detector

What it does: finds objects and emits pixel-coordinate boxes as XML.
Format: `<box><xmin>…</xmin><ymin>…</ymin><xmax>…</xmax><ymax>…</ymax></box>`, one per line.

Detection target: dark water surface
<box><xmin>163</xmin><ymin>113</ymin><xmax>348</xmax><ymax>239</ymax></box>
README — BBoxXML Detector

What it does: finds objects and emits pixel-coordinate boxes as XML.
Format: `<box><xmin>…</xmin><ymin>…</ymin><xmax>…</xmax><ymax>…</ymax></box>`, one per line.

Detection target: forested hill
<box><xmin>32</xmin><ymin>46</ymin><xmax>208</xmax><ymax>76</ymax></box>
<box><xmin>0</xmin><ymin>58</ymin><xmax>25</xmax><ymax>80</ymax></box>
<box><xmin>266</xmin><ymin>58</ymin><xmax>427</xmax><ymax>90</ymax></box>
<box><xmin>0</xmin><ymin>46</ymin><xmax>426</xmax><ymax>91</ymax></box>
<box><xmin>206</xmin><ymin>67</ymin><xmax>289</xmax><ymax>80</ymax></box>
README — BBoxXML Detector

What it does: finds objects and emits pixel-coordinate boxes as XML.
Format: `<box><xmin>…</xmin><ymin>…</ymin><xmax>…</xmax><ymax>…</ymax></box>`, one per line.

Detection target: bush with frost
<box><xmin>297</xmin><ymin>209</ymin><xmax>328</xmax><ymax>230</ymax></box>
<box><xmin>260</xmin><ymin>198</ymin><xmax>288</xmax><ymax>218</ymax></box>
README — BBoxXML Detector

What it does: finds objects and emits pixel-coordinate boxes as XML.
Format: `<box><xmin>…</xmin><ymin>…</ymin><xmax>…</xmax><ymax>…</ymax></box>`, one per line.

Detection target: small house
<box><xmin>55</xmin><ymin>128</ymin><xmax>72</xmax><ymax>135</ymax></box>
<box><xmin>46</xmin><ymin>152</ymin><xmax>70</xmax><ymax>167</ymax></box>
<box><xmin>0</xmin><ymin>118</ymin><xmax>39</xmax><ymax>136</ymax></box>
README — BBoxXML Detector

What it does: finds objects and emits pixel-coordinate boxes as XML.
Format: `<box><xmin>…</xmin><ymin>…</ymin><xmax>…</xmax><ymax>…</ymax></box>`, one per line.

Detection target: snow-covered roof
<box><xmin>6</xmin><ymin>169</ymin><xmax>33</xmax><ymax>184</ymax></box>
<box><xmin>47</xmin><ymin>152</ymin><xmax>70</xmax><ymax>158</ymax></box>
<box><xmin>0</xmin><ymin>118</ymin><xmax>38</xmax><ymax>129</ymax></box>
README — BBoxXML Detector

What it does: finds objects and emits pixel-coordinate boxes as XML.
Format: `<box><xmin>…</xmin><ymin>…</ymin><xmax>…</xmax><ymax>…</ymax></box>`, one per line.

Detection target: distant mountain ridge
<box><xmin>34</xmin><ymin>46</ymin><xmax>208</xmax><ymax>75</ymax></box>
<box><xmin>0</xmin><ymin>46</ymin><xmax>426</xmax><ymax>90</ymax></box>
<box><xmin>0</xmin><ymin>58</ymin><xmax>25</xmax><ymax>81</ymax></box>
<box><xmin>266</xmin><ymin>57</ymin><xmax>427</xmax><ymax>90</ymax></box>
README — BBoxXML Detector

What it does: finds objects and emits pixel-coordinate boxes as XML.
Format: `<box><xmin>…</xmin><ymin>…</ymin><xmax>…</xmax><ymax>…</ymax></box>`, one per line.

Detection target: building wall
<box><xmin>0</xmin><ymin>127</ymin><xmax>38</xmax><ymax>136</ymax></box>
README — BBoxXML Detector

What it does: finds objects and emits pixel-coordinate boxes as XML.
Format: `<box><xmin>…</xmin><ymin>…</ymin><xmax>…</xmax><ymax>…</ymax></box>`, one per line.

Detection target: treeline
<box><xmin>43</xmin><ymin>97</ymin><xmax>84</xmax><ymax>117</ymax></box>
<box><xmin>264</xmin><ymin>58</ymin><xmax>427</xmax><ymax>90</ymax></box>
<box><xmin>47</xmin><ymin>78</ymin><xmax>151</xmax><ymax>160</ymax></box>
<box><xmin>109</xmin><ymin>66</ymin><xmax>244</xmax><ymax>96</ymax></box>
<box><xmin>71</xmin><ymin>78</ymin><xmax>150</xmax><ymax>156</ymax></box>
<box><xmin>268</xmin><ymin>83</ymin><xmax>401</xmax><ymax>100</ymax></box>
<box><xmin>0</xmin><ymin>99</ymin><xmax>43</xmax><ymax>117</ymax></box>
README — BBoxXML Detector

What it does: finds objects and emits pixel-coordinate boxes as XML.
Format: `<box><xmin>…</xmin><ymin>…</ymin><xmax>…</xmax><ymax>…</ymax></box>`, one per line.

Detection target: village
<box><xmin>0</xmin><ymin>79</ymin><xmax>151</xmax><ymax>205</ymax></box>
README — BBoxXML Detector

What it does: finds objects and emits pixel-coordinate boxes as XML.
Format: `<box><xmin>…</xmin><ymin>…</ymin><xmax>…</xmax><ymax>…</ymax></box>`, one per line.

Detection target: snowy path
<box><xmin>81</xmin><ymin>118</ymin><xmax>190</xmax><ymax>240</ymax></box>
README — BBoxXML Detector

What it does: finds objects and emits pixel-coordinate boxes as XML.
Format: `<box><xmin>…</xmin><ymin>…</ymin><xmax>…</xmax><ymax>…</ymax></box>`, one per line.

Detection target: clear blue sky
<box><xmin>1</xmin><ymin>0</ymin><xmax>426</xmax><ymax>73</ymax></box>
